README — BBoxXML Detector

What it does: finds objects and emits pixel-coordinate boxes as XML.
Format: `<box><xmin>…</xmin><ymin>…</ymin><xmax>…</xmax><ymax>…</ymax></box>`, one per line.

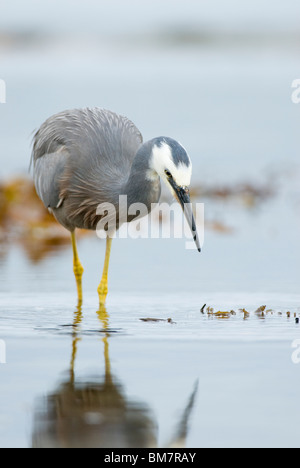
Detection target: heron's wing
<box><xmin>33</xmin><ymin>147</ymin><xmax>69</xmax><ymax>209</ymax></box>
<box><xmin>65</xmin><ymin>108</ymin><xmax>144</xmax><ymax>192</ymax></box>
<box><xmin>31</xmin><ymin>108</ymin><xmax>143</xmax><ymax>216</ymax></box>
<box><xmin>32</xmin><ymin>108</ymin><xmax>143</xmax><ymax>168</ymax></box>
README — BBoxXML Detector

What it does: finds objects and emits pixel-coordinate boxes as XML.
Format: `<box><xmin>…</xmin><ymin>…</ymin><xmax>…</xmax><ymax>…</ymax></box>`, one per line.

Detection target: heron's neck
<box><xmin>122</xmin><ymin>143</ymin><xmax>161</xmax><ymax>208</ymax></box>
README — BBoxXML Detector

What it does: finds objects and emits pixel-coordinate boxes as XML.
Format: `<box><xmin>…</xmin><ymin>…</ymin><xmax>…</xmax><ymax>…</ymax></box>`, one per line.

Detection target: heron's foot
<box><xmin>98</xmin><ymin>275</ymin><xmax>108</xmax><ymax>305</ymax></box>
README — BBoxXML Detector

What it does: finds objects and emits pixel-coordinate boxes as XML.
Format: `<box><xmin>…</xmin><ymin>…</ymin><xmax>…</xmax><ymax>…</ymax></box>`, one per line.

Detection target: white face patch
<box><xmin>149</xmin><ymin>141</ymin><xmax>192</xmax><ymax>190</ymax></box>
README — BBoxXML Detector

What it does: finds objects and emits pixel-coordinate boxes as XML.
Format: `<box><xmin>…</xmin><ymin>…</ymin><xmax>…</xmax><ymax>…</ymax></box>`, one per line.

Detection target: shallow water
<box><xmin>1</xmin><ymin>291</ymin><xmax>300</xmax><ymax>448</ymax></box>
<box><xmin>0</xmin><ymin>232</ymin><xmax>300</xmax><ymax>448</ymax></box>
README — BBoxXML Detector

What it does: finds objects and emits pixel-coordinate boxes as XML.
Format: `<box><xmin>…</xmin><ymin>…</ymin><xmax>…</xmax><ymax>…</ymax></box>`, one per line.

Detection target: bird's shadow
<box><xmin>31</xmin><ymin>301</ymin><xmax>199</xmax><ymax>448</ymax></box>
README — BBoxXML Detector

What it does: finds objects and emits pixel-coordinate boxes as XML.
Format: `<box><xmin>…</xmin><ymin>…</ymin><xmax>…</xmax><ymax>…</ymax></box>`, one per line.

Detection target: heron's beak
<box><xmin>169</xmin><ymin>179</ymin><xmax>201</xmax><ymax>252</ymax></box>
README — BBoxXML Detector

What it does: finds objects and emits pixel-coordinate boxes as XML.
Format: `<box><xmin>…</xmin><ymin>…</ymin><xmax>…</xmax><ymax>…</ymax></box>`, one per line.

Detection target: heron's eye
<box><xmin>164</xmin><ymin>170</ymin><xmax>172</xmax><ymax>178</ymax></box>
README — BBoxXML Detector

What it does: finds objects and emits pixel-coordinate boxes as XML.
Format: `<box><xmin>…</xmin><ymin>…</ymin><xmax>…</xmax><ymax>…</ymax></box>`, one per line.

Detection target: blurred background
<box><xmin>0</xmin><ymin>0</ymin><xmax>300</xmax><ymax>294</ymax></box>
<box><xmin>1</xmin><ymin>0</ymin><xmax>300</xmax><ymax>449</ymax></box>
<box><xmin>0</xmin><ymin>0</ymin><xmax>300</xmax><ymax>290</ymax></box>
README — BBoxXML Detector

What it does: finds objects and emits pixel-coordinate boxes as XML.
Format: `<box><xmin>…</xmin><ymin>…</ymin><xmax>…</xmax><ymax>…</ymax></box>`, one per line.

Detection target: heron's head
<box><xmin>148</xmin><ymin>137</ymin><xmax>201</xmax><ymax>252</ymax></box>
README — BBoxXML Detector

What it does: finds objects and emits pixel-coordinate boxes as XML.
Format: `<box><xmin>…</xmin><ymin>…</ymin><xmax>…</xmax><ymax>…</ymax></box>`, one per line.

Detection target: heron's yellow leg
<box><xmin>97</xmin><ymin>237</ymin><xmax>112</xmax><ymax>305</ymax></box>
<box><xmin>71</xmin><ymin>231</ymin><xmax>84</xmax><ymax>303</ymax></box>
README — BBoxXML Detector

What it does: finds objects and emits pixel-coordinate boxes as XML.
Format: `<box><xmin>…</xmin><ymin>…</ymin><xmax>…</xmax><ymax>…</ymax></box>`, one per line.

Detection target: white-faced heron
<box><xmin>31</xmin><ymin>108</ymin><xmax>200</xmax><ymax>305</ymax></box>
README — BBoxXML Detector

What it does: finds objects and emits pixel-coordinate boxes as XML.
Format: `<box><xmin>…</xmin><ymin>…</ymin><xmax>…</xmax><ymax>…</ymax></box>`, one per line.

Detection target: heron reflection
<box><xmin>32</xmin><ymin>305</ymin><xmax>198</xmax><ymax>448</ymax></box>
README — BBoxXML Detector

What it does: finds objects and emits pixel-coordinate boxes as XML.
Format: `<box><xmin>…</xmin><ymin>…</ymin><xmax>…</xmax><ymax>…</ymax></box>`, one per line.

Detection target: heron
<box><xmin>31</xmin><ymin>108</ymin><xmax>200</xmax><ymax>305</ymax></box>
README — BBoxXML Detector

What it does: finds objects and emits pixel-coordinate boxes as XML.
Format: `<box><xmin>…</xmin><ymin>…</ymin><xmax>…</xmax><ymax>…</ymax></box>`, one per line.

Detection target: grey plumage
<box><xmin>34</xmin><ymin>148</ymin><xmax>68</xmax><ymax>209</ymax></box>
<box><xmin>32</xmin><ymin>108</ymin><xmax>146</xmax><ymax>231</ymax></box>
